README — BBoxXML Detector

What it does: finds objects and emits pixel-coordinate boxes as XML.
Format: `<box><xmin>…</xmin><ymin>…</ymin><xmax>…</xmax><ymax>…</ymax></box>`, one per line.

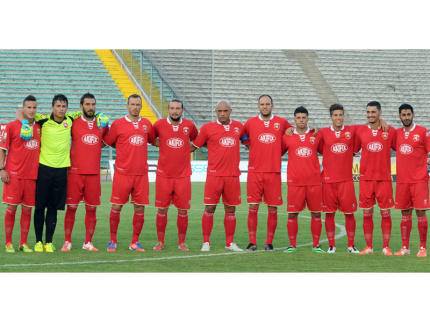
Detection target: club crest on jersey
<box><xmin>345</xmin><ymin>132</ymin><xmax>351</xmax><ymax>139</ymax></box>
<box><xmin>25</xmin><ymin>139</ymin><xmax>39</xmax><ymax>150</ymax></box>
<box><xmin>63</xmin><ymin>122</ymin><xmax>68</xmax><ymax>128</ymax></box>
<box><xmin>219</xmin><ymin>137</ymin><xmax>236</xmax><ymax>147</ymax></box>
<box><xmin>183</xmin><ymin>127</ymin><xmax>189</xmax><ymax>135</ymax></box>
<box><xmin>399</xmin><ymin>144</ymin><xmax>413</xmax><ymax>155</ymax></box>
<box><xmin>413</xmin><ymin>134</ymin><xmax>420</xmax><ymax>142</ymax></box>
<box><xmin>310</xmin><ymin>136</ymin><xmax>316</xmax><ymax>144</ymax></box>
<box><xmin>234</xmin><ymin>127</ymin><xmax>240</xmax><ymax>135</ymax></box>
<box><xmin>143</xmin><ymin>125</ymin><xmax>148</xmax><ymax>133</ymax></box>
<box><xmin>382</xmin><ymin>132</ymin><xmax>388</xmax><ymax>140</ymax></box>
<box><xmin>274</xmin><ymin>123</ymin><xmax>280</xmax><ymax>130</ymax></box>
<box><xmin>295</xmin><ymin>147</ymin><xmax>312</xmax><ymax>158</ymax></box>
<box><xmin>129</xmin><ymin>135</ymin><xmax>145</xmax><ymax>146</ymax></box>
<box><xmin>37</xmin><ymin>128</ymin><xmax>40</xmax><ymax>135</ymax></box>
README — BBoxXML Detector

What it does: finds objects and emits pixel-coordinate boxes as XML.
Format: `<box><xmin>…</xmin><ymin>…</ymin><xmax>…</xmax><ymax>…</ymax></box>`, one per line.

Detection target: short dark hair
<box><xmin>294</xmin><ymin>106</ymin><xmax>308</xmax><ymax>117</ymax></box>
<box><xmin>127</xmin><ymin>94</ymin><xmax>142</xmax><ymax>104</ymax></box>
<box><xmin>399</xmin><ymin>103</ymin><xmax>414</xmax><ymax>115</ymax></box>
<box><xmin>367</xmin><ymin>101</ymin><xmax>381</xmax><ymax>111</ymax></box>
<box><xmin>23</xmin><ymin>95</ymin><xmax>37</xmax><ymax>105</ymax></box>
<box><xmin>52</xmin><ymin>94</ymin><xmax>68</xmax><ymax>106</ymax></box>
<box><xmin>329</xmin><ymin>103</ymin><xmax>344</xmax><ymax>116</ymax></box>
<box><xmin>169</xmin><ymin>98</ymin><xmax>183</xmax><ymax>109</ymax></box>
<box><xmin>80</xmin><ymin>92</ymin><xmax>96</xmax><ymax>105</ymax></box>
<box><xmin>258</xmin><ymin>94</ymin><xmax>273</xmax><ymax>105</ymax></box>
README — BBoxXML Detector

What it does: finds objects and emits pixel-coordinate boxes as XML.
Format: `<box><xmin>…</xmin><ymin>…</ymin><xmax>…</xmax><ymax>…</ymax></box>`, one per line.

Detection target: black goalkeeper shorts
<box><xmin>35</xmin><ymin>164</ymin><xmax>68</xmax><ymax>210</ymax></box>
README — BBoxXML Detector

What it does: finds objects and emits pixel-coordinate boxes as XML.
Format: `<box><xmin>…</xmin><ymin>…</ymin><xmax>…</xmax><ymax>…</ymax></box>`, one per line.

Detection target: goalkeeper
<box><xmin>17</xmin><ymin>94</ymin><xmax>108</xmax><ymax>252</ymax></box>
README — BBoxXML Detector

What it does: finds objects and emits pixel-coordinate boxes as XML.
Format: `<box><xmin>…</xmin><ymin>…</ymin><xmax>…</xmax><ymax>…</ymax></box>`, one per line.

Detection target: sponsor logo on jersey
<box><xmin>399</xmin><ymin>144</ymin><xmax>413</xmax><ymax>154</ymax></box>
<box><xmin>413</xmin><ymin>134</ymin><xmax>420</xmax><ymax>142</ymax></box>
<box><xmin>234</xmin><ymin>127</ymin><xmax>239</xmax><ymax>135</ymax></box>
<box><xmin>219</xmin><ymin>137</ymin><xmax>236</xmax><ymax>147</ymax></box>
<box><xmin>129</xmin><ymin>135</ymin><xmax>145</xmax><ymax>146</ymax></box>
<box><xmin>367</xmin><ymin>141</ymin><xmax>383</xmax><ymax>152</ymax></box>
<box><xmin>345</xmin><ymin>132</ymin><xmax>351</xmax><ymax>139</ymax></box>
<box><xmin>310</xmin><ymin>136</ymin><xmax>316</xmax><ymax>144</ymax></box>
<box><xmin>82</xmin><ymin>134</ymin><xmax>99</xmax><ymax>145</ymax></box>
<box><xmin>63</xmin><ymin>122</ymin><xmax>68</xmax><ymax>128</ymax></box>
<box><xmin>167</xmin><ymin>138</ymin><xmax>184</xmax><ymax>148</ymax></box>
<box><xmin>274</xmin><ymin>123</ymin><xmax>280</xmax><ymax>130</ymax></box>
<box><xmin>183</xmin><ymin>127</ymin><xmax>189</xmax><ymax>135</ymax></box>
<box><xmin>330</xmin><ymin>143</ymin><xmax>348</xmax><ymax>154</ymax></box>
<box><xmin>258</xmin><ymin>133</ymin><xmax>276</xmax><ymax>144</ymax></box>
<box><xmin>382</xmin><ymin>132</ymin><xmax>388</xmax><ymax>140</ymax></box>
<box><xmin>295</xmin><ymin>147</ymin><xmax>312</xmax><ymax>157</ymax></box>
<box><xmin>25</xmin><ymin>139</ymin><xmax>39</xmax><ymax>150</ymax></box>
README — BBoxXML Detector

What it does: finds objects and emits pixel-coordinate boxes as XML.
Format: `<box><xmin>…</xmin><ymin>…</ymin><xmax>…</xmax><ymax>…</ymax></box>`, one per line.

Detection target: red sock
<box><xmin>85</xmin><ymin>205</ymin><xmax>97</xmax><ymax>244</ymax></box>
<box><xmin>224</xmin><ymin>212</ymin><xmax>236</xmax><ymax>246</ymax></box>
<box><xmin>64</xmin><ymin>205</ymin><xmax>77</xmax><ymax>243</ymax></box>
<box><xmin>177</xmin><ymin>211</ymin><xmax>188</xmax><ymax>244</ymax></box>
<box><xmin>109</xmin><ymin>208</ymin><xmax>121</xmax><ymax>243</ymax></box>
<box><xmin>4</xmin><ymin>207</ymin><xmax>16</xmax><ymax>244</ymax></box>
<box><xmin>311</xmin><ymin>216</ymin><xmax>322</xmax><ymax>247</ymax></box>
<box><xmin>363</xmin><ymin>212</ymin><xmax>374</xmax><ymax>248</ymax></box>
<box><xmin>248</xmin><ymin>208</ymin><xmax>258</xmax><ymax>245</ymax></box>
<box><xmin>132</xmin><ymin>211</ymin><xmax>145</xmax><ymax>243</ymax></box>
<box><xmin>20</xmin><ymin>208</ymin><xmax>32</xmax><ymax>245</ymax></box>
<box><xmin>344</xmin><ymin>213</ymin><xmax>356</xmax><ymax>247</ymax></box>
<box><xmin>287</xmin><ymin>216</ymin><xmax>298</xmax><ymax>248</ymax></box>
<box><xmin>202</xmin><ymin>210</ymin><xmax>214</xmax><ymax>243</ymax></box>
<box><xmin>400</xmin><ymin>215</ymin><xmax>412</xmax><ymax>249</ymax></box>
<box><xmin>325</xmin><ymin>212</ymin><xmax>336</xmax><ymax>246</ymax></box>
<box><xmin>156</xmin><ymin>210</ymin><xmax>168</xmax><ymax>244</ymax></box>
<box><xmin>381</xmin><ymin>210</ymin><xmax>392</xmax><ymax>248</ymax></box>
<box><xmin>417</xmin><ymin>215</ymin><xmax>428</xmax><ymax>249</ymax></box>
<box><xmin>266</xmin><ymin>209</ymin><xmax>277</xmax><ymax>245</ymax></box>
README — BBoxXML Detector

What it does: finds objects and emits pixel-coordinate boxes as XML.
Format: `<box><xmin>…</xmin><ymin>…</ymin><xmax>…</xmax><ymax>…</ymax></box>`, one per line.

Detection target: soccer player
<box><xmin>152</xmin><ymin>99</ymin><xmax>198</xmax><ymax>251</ymax></box>
<box><xmin>243</xmin><ymin>95</ymin><xmax>293</xmax><ymax>251</ymax></box>
<box><xmin>61</xmin><ymin>93</ymin><xmax>109</xmax><ymax>252</ymax></box>
<box><xmin>354</xmin><ymin>101</ymin><xmax>396</xmax><ymax>255</ymax></box>
<box><xmin>393</xmin><ymin>104</ymin><xmax>430</xmax><ymax>257</ymax></box>
<box><xmin>103</xmin><ymin>94</ymin><xmax>156</xmax><ymax>252</ymax></box>
<box><xmin>317</xmin><ymin>104</ymin><xmax>360</xmax><ymax>254</ymax></box>
<box><xmin>191</xmin><ymin>100</ymin><xmax>247</xmax><ymax>252</ymax></box>
<box><xmin>283</xmin><ymin>106</ymin><xmax>325</xmax><ymax>253</ymax></box>
<box><xmin>0</xmin><ymin>95</ymin><xmax>40</xmax><ymax>253</ymax></box>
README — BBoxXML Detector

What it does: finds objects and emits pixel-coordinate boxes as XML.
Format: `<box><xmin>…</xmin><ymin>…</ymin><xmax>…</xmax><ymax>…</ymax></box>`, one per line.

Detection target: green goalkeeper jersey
<box><xmin>35</xmin><ymin>111</ymin><xmax>81</xmax><ymax>168</ymax></box>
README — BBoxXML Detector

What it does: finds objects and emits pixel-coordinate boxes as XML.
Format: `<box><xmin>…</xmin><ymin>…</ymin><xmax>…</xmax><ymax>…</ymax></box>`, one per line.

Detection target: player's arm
<box><xmin>0</xmin><ymin>149</ymin><xmax>10</xmax><ymax>184</ymax></box>
<box><xmin>16</xmin><ymin>109</ymin><xmax>42</xmax><ymax>140</ymax></box>
<box><xmin>151</xmin><ymin>138</ymin><xmax>160</xmax><ymax>147</ymax></box>
<box><xmin>380</xmin><ymin>119</ymin><xmax>389</xmax><ymax>132</ymax></box>
<box><xmin>191</xmin><ymin>125</ymin><xmax>207</xmax><ymax>152</ymax></box>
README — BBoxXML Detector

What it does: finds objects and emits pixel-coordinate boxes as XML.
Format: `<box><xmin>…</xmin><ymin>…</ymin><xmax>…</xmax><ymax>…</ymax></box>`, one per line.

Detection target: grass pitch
<box><xmin>0</xmin><ymin>181</ymin><xmax>428</xmax><ymax>273</ymax></box>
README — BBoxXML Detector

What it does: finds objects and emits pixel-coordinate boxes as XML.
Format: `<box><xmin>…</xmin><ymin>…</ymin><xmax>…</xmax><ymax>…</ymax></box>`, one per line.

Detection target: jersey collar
<box><xmin>81</xmin><ymin>115</ymin><xmax>96</xmax><ymax>122</ymax></box>
<box><xmin>167</xmin><ymin>117</ymin><xmax>182</xmax><ymax>125</ymax></box>
<box><xmin>330</xmin><ymin>125</ymin><xmax>344</xmax><ymax>131</ymax></box>
<box><xmin>403</xmin><ymin>123</ymin><xmax>416</xmax><ymax>132</ymax></box>
<box><xmin>125</xmin><ymin>116</ymin><xmax>141</xmax><ymax>122</ymax></box>
<box><xmin>258</xmin><ymin>114</ymin><xmax>274</xmax><ymax>121</ymax></box>
<box><xmin>293</xmin><ymin>127</ymin><xmax>310</xmax><ymax>134</ymax></box>
<box><xmin>216</xmin><ymin>119</ymin><xmax>232</xmax><ymax>125</ymax></box>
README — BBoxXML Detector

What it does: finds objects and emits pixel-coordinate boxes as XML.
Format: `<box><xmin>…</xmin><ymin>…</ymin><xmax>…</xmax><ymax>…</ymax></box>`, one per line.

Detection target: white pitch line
<box><xmin>0</xmin><ymin>215</ymin><xmax>347</xmax><ymax>268</ymax></box>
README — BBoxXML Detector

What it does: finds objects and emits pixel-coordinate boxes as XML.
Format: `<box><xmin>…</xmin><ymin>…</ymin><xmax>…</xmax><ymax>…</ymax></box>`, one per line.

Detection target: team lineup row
<box><xmin>1</xmin><ymin>93</ymin><xmax>429</xmax><ymax>257</ymax></box>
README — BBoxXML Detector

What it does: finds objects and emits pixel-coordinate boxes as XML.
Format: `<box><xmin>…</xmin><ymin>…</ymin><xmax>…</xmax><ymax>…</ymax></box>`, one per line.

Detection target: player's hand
<box><xmin>1</xmin><ymin>169</ymin><xmax>10</xmax><ymax>184</ymax></box>
<box><xmin>151</xmin><ymin>138</ymin><xmax>160</xmax><ymax>147</ymax></box>
<box><xmin>20</xmin><ymin>119</ymin><xmax>33</xmax><ymax>140</ymax></box>
<box><xmin>95</xmin><ymin>112</ymin><xmax>109</xmax><ymax>128</ymax></box>
<box><xmin>380</xmin><ymin>119</ymin><xmax>389</xmax><ymax>132</ymax></box>
<box><xmin>310</xmin><ymin>125</ymin><xmax>318</xmax><ymax>136</ymax></box>
<box><xmin>285</xmin><ymin>127</ymin><xmax>294</xmax><ymax>136</ymax></box>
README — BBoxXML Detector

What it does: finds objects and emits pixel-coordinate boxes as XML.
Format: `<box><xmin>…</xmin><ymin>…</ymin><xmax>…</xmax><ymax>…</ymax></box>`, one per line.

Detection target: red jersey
<box><xmin>153</xmin><ymin>117</ymin><xmax>198</xmax><ymax>178</ymax></box>
<box><xmin>0</xmin><ymin>120</ymin><xmax>41</xmax><ymax>180</ymax></box>
<box><xmin>394</xmin><ymin>124</ymin><xmax>430</xmax><ymax>183</ymax></box>
<box><xmin>69</xmin><ymin>116</ymin><xmax>108</xmax><ymax>175</ymax></box>
<box><xmin>244</xmin><ymin>115</ymin><xmax>292</xmax><ymax>173</ymax></box>
<box><xmin>354</xmin><ymin>125</ymin><xmax>396</xmax><ymax>181</ymax></box>
<box><xmin>103</xmin><ymin>116</ymin><xmax>156</xmax><ymax>176</ymax></box>
<box><xmin>192</xmin><ymin>119</ymin><xmax>244</xmax><ymax>177</ymax></box>
<box><xmin>318</xmin><ymin>125</ymin><xmax>359</xmax><ymax>183</ymax></box>
<box><xmin>283</xmin><ymin>128</ymin><xmax>321</xmax><ymax>186</ymax></box>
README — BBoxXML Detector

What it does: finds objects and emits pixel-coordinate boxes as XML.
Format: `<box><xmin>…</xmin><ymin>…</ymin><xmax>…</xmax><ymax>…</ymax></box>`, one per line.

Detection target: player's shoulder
<box><xmin>231</xmin><ymin>119</ymin><xmax>243</xmax><ymax>127</ymax></box>
<box><xmin>414</xmin><ymin>124</ymin><xmax>429</xmax><ymax>133</ymax></box>
<box><xmin>245</xmin><ymin>116</ymin><xmax>259</xmax><ymax>124</ymax></box>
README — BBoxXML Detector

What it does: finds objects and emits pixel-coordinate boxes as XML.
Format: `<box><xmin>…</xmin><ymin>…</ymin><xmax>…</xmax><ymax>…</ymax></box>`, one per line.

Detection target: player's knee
<box><xmin>205</xmin><ymin>205</ymin><xmax>216</xmax><ymax>213</ymax></box>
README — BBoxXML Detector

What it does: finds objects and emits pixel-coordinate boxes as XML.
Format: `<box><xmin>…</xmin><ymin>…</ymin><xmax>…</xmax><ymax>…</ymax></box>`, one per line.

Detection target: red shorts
<box><xmin>287</xmin><ymin>185</ymin><xmax>323</xmax><ymax>213</ymax></box>
<box><xmin>322</xmin><ymin>181</ymin><xmax>357</xmax><ymax>213</ymax></box>
<box><xmin>395</xmin><ymin>182</ymin><xmax>430</xmax><ymax>210</ymax></box>
<box><xmin>111</xmin><ymin>172</ymin><xmax>149</xmax><ymax>206</ymax></box>
<box><xmin>204</xmin><ymin>176</ymin><xmax>241</xmax><ymax>206</ymax></box>
<box><xmin>247</xmin><ymin>172</ymin><xmax>283</xmax><ymax>206</ymax></box>
<box><xmin>155</xmin><ymin>175</ymin><xmax>191</xmax><ymax>210</ymax></box>
<box><xmin>359</xmin><ymin>180</ymin><xmax>394</xmax><ymax>210</ymax></box>
<box><xmin>66</xmin><ymin>173</ymin><xmax>101</xmax><ymax>206</ymax></box>
<box><xmin>3</xmin><ymin>177</ymin><xmax>36</xmax><ymax>207</ymax></box>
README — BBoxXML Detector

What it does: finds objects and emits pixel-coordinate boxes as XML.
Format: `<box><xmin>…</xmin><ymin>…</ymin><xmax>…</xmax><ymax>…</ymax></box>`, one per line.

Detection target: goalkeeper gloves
<box><xmin>95</xmin><ymin>112</ymin><xmax>109</xmax><ymax>128</ymax></box>
<box><xmin>20</xmin><ymin>119</ymin><xmax>33</xmax><ymax>141</ymax></box>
